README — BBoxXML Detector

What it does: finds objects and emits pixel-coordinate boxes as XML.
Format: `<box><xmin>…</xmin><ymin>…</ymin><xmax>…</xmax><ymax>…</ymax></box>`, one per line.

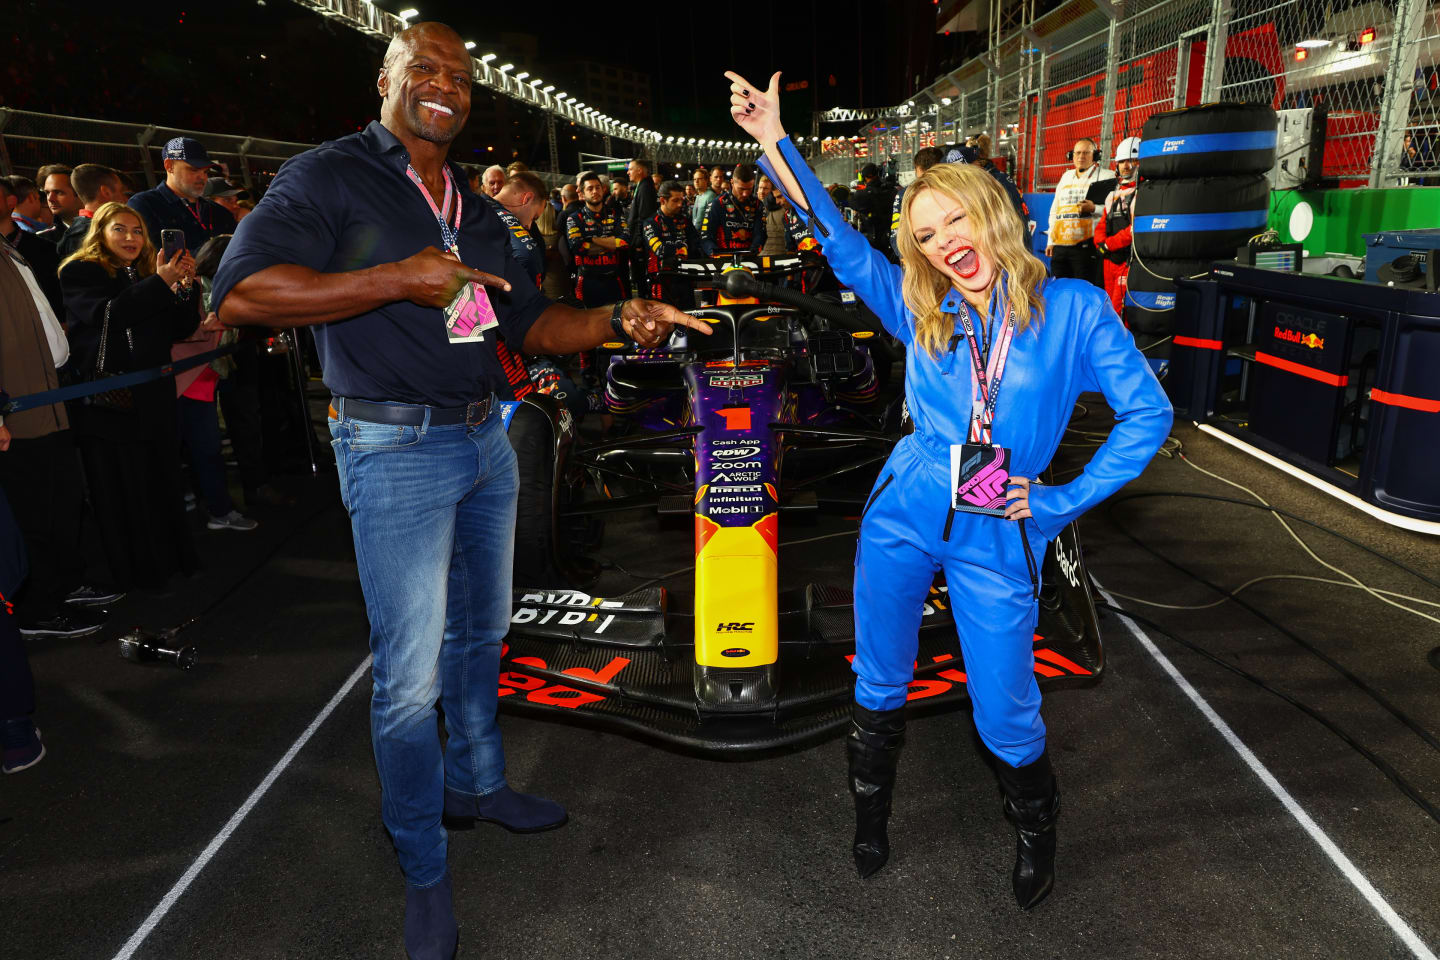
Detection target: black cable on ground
<box><xmin>1097</xmin><ymin>601</ymin><xmax>1440</xmax><ymax>828</ymax></box>
<box><xmin>1110</xmin><ymin>491</ymin><xmax>1440</xmax><ymax>593</ymax></box>
<box><xmin>155</xmin><ymin>497</ymin><xmax>339</xmax><ymax>639</ymax></box>
<box><xmin>1106</xmin><ymin>493</ymin><xmax>1440</xmax><ymax>756</ymax></box>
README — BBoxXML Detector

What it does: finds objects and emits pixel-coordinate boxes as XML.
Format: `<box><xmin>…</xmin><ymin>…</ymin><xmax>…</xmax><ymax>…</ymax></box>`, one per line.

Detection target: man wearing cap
<box><xmin>128</xmin><ymin>138</ymin><xmax>237</xmax><ymax>254</ymax></box>
<box><xmin>211</xmin><ymin>22</ymin><xmax>709</xmax><ymax>960</ymax></box>
<box><xmin>203</xmin><ymin>177</ymin><xmax>246</xmax><ymax>220</ymax></box>
<box><xmin>1093</xmin><ymin>136</ymin><xmax>1141</xmax><ymax>315</ymax></box>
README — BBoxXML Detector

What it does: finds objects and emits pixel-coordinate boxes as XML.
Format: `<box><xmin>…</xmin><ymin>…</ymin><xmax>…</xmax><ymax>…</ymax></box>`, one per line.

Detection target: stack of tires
<box><xmin>1125</xmin><ymin>102</ymin><xmax>1278</xmax><ymax>336</ymax></box>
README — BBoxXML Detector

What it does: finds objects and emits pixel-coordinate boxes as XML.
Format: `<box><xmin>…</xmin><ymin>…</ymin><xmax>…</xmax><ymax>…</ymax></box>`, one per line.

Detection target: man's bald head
<box><xmin>382</xmin><ymin>21</ymin><xmax>465</xmax><ymax>72</ymax></box>
<box><xmin>377</xmin><ymin>21</ymin><xmax>473</xmax><ymax>147</ymax></box>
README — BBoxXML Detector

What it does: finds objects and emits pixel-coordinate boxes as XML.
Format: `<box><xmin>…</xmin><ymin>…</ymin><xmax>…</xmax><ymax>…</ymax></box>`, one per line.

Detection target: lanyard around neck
<box><xmin>955</xmin><ymin>299</ymin><xmax>1017</xmax><ymax>444</ymax></box>
<box><xmin>405</xmin><ymin>164</ymin><xmax>461</xmax><ymax>255</ymax></box>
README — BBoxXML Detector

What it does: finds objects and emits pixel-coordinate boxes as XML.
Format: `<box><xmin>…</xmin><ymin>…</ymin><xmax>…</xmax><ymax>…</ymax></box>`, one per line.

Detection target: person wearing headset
<box><xmin>725</xmin><ymin>69</ymin><xmax>1171</xmax><ymax>910</ymax></box>
<box><xmin>1045</xmin><ymin>138</ymin><xmax>1113</xmax><ymax>287</ymax></box>
<box><xmin>1093</xmin><ymin>137</ymin><xmax>1141</xmax><ymax>316</ymax></box>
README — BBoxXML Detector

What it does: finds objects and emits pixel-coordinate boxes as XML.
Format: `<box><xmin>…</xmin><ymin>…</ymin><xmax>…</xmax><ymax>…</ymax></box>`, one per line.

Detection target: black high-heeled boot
<box><xmin>995</xmin><ymin>750</ymin><xmax>1060</xmax><ymax>910</ymax></box>
<box><xmin>846</xmin><ymin>703</ymin><xmax>906</xmax><ymax>879</ymax></box>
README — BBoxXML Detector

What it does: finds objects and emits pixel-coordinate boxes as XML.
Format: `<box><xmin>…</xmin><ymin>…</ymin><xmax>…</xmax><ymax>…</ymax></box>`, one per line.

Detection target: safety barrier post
<box><xmin>137</xmin><ymin>124</ymin><xmax>158</xmax><ymax>188</ymax></box>
<box><xmin>1199</xmin><ymin>0</ymin><xmax>1231</xmax><ymax>103</ymax></box>
<box><xmin>1097</xmin><ymin>3</ymin><xmax>1120</xmax><ymax>160</ymax></box>
<box><xmin>237</xmin><ymin>137</ymin><xmax>254</xmax><ymax>191</ymax></box>
<box><xmin>1370</xmin><ymin>0</ymin><xmax>1425</xmax><ymax>187</ymax></box>
<box><xmin>286</xmin><ymin>329</ymin><xmax>320</xmax><ymax>478</ymax></box>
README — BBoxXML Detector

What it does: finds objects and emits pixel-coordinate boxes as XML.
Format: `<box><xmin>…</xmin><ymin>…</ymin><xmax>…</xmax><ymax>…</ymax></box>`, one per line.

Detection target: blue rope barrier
<box><xmin>3</xmin><ymin>343</ymin><xmax>241</xmax><ymax>415</ymax></box>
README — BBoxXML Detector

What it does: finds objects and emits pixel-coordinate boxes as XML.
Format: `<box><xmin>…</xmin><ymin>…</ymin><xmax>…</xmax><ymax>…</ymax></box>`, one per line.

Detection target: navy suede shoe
<box><xmin>404</xmin><ymin>870</ymin><xmax>458</xmax><ymax>960</ymax></box>
<box><xmin>443</xmin><ymin>785</ymin><xmax>568</xmax><ymax>833</ymax></box>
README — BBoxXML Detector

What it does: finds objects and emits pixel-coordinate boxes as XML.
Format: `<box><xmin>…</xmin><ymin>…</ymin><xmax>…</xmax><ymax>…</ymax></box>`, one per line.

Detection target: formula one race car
<box><xmin>496</xmin><ymin>256</ymin><xmax>1104</xmax><ymax>755</ymax></box>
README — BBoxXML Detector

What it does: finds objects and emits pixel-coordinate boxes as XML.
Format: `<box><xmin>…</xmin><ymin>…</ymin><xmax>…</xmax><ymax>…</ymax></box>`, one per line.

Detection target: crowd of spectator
<box><xmin>1</xmin><ymin>138</ymin><xmax>312</xmax><ymax>774</ymax></box>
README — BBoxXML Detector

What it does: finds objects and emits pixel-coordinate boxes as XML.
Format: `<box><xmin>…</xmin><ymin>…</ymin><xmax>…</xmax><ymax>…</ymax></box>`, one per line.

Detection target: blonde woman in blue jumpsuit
<box><xmin>728</xmin><ymin>71</ymin><xmax>1173</xmax><ymax>908</ymax></box>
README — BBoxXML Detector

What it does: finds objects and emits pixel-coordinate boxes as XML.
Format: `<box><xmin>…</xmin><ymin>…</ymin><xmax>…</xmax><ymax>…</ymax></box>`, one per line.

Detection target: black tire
<box><xmin>1132</xmin><ymin>175</ymin><xmax>1269</xmax><ymax>261</ymax></box>
<box><xmin>1139</xmin><ymin>102</ymin><xmax>1278</xmax><ymax>179</ymax></box>
<box><xmin>507</xmin><ymin>395</ymin><xmax>587</xmax><ymax>587</ymax></box>
<box><xmin>1123</xmin><ymin>257</ymin><xmax>1210</xmax><ymax>335</ymax></box>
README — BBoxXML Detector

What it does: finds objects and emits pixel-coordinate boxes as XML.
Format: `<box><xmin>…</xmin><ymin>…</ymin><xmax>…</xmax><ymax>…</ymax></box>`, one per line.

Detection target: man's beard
<box><xmin>407</xmin><ymin>101</ymin><xmax>461</xmax><ymax>145</ymax></box>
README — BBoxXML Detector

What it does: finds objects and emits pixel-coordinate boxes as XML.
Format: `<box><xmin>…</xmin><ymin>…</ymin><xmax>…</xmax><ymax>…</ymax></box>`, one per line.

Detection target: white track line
<box><xmin>1097</xmin><ymin>584</ymin><xmax>1437</xmax><ymax>960</ymax></box>
<box><xmin>110</xmin><ymin>655</ymin><xmax>373</xmax><ymax>960</ymax></box>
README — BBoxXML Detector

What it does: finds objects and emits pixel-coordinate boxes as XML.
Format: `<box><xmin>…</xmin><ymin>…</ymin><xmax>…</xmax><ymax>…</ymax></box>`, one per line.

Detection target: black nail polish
<box><xmin>742</xmin><ymin>88</ymin><xmax>750</xmax><ymax>96</ymax></box>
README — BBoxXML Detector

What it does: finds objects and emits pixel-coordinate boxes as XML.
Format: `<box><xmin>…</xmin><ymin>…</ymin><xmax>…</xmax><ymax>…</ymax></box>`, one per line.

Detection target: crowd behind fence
<box><xmin>817</xmin><ymin>0</ymin><xmax>1440</xmax><ymax>192</ymax></box>
<box><xmin>0</xmin><ymin>109</ymin><xmax>584</xmax><ymax>195</ymax></box>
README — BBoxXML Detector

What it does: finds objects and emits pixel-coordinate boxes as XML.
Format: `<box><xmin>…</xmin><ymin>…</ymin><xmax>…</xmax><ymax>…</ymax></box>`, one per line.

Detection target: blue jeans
<box><xmin>329</xmin><ymin>401</ymin><xmax>517</xmax><ymax>886</ymax></box>
<box><xmin>178</xmin><ymin>396</ymin><xmax>235</xmax><ymax>518</ymax></box>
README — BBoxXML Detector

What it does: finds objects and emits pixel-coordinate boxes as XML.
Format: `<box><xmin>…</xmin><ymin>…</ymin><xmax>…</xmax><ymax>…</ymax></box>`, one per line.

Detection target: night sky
<box><xmin>4</xmin><ymin>0</ymin><xmax>981</xmax><ymax>172</ymax></box>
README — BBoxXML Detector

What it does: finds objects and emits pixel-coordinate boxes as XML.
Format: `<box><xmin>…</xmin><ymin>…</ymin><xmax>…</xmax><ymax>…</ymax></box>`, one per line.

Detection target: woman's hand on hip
<box><xmin>1004</xmin><ymin>476</ymin><xmax>1032</xmax><ymax>522</ymax></box>
<box><xmin>725</xmin><ymin>70</ymin><xmax>785</xmax><ymax>147</ymax></box>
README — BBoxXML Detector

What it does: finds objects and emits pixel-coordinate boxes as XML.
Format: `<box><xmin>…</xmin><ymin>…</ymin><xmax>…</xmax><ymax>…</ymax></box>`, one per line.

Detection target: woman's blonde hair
<box><xmin>58</xmin><ymin>201</ymin><xmax>155</xmax><ymax>278</ymax></box>
<box><xmin>895</xmin><ymin>163</ymin><xmax>1045</xmax><ymax>358</ymax></box>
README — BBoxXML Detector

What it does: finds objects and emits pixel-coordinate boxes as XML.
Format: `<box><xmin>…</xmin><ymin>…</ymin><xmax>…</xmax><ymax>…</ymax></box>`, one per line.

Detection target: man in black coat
<box><xmin>625</xmin><ymin>157</ymin><xmax>658</xmax><ymax>293</ymax></box>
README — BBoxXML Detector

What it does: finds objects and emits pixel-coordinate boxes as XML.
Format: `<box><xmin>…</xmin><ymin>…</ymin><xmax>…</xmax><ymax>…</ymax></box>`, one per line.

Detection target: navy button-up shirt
<box><xmin>211</xmin><ymin>121</ymin><xmax>550</xmax><ymax>407</ymax></box>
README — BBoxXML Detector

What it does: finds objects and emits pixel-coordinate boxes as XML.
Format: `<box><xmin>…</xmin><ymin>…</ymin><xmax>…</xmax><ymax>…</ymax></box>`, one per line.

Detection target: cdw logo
<box><xmin>716</xmin><ymin>622</ymin><xmax>754</xmax><ymax>632</ymax></box>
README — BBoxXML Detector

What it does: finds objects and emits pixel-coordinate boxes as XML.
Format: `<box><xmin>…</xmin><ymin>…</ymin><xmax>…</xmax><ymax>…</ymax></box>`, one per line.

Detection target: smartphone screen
<box><xmin>161</xmin><ymin>229</ymin><xmax>185</xmax><ymax>260</ymax></box>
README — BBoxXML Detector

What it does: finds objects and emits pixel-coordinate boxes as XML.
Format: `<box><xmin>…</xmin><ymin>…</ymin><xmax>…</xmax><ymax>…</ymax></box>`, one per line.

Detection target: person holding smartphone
<box><xmin>726</xmin><ymin>69</ymin><xmax>1171</xmax><ymax>910</ymax></box>
<box><xmin>59</xmin><ymin>203</ymin><xmax>202</xmax><ymax>591</ymax></box>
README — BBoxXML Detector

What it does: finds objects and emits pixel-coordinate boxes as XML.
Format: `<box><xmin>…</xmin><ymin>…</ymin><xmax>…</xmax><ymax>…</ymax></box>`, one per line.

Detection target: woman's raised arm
<box><xmin>725</xmin><ymin>69</ymin><xmax>908</xmax><ymax>340</ymax></box>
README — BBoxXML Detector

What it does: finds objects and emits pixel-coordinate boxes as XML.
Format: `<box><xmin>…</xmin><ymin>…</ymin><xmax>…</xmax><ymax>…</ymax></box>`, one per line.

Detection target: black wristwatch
<box><xmin>609</xmin><ymin>299</ymin><xmax>630</xmax><ymax>339</ymax></box>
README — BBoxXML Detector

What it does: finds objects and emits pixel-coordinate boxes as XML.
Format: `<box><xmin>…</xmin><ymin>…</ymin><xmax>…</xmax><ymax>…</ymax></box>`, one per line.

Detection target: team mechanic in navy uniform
<box><xmin>728</xmin><ymin>70</ymin><xmax>1171</xmax><ymax>909</ymax></box>
<box><xmin>211</xmin><ymin>23</ymin><xmax>709</xmax><ymax>960</ymax></box>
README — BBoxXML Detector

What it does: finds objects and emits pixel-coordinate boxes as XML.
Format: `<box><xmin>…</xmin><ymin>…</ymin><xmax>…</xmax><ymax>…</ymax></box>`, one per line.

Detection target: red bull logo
<box><xmin>1274</xmin><ymin>326</ymin><xmax>1324</xmax><ymax>350</ymax></box>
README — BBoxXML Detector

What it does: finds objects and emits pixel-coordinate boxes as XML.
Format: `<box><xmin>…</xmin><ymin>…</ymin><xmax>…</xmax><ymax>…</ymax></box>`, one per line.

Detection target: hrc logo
<box><xmin>716</xmin><ymin>622</ymin><xmax>755</xmax><ymax>633</ymax></box>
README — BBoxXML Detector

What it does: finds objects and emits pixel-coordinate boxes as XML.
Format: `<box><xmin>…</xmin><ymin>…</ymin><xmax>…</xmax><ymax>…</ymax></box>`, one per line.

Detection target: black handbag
<box><xmin>90</xmin><ymin>297</ymin><xmax>137</xmax><ymax>413</ymax></box>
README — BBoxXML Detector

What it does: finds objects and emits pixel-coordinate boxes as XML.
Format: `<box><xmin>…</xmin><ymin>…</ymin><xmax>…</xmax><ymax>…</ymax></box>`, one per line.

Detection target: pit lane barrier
<box><xmin>1163</xmin><ymin>263</ymin><xmax>1440</xmax><ymax>535</ymax></box>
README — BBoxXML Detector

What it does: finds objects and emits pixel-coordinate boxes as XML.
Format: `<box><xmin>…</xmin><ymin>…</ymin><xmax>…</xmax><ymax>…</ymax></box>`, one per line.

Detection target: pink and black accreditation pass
<box><xmin>444</xmin><ymin>281</ymin><xmax>499</xmax><ymax>344</ymax></box>
<box><xmin>950</xmin><ymin>442</ymin><xmax>1010</xmax><ymax>516</ymax></box>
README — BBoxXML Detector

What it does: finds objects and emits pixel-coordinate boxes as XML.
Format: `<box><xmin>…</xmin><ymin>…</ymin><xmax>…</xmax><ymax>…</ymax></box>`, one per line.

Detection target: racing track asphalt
<box><xmin>3</xmin><ymin>381</ymin><xmax>1438</xmax><ymax>960</ymax></box>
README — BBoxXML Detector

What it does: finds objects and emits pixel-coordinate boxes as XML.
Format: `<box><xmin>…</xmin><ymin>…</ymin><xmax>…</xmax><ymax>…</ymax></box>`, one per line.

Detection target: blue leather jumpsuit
<box><xmin>761</xmin><ymin>137</ymin><xmax>1172</xmax><ymax>768</ymax></box>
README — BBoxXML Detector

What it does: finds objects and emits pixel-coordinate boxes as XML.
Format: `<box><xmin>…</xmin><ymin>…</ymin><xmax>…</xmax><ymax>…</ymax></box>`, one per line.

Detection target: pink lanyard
<box><xmin>957</xmin><ymin>303</ymin><xmax>1017</xmax><ymax>445</ymax></box>
<box><xmin>404</xmin><ymin>164</ymin><xmax>462</xmax><ymax>256</ymax></box>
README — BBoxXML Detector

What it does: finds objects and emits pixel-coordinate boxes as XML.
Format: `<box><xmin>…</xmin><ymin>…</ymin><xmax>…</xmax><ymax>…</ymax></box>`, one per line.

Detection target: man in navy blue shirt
<box><xmin>211</xmin><ymin>22</ymin><xmax>707</xmax><ymax>960</ymax></box>
<box><xmin>128</xmin><ymin>138</ymin><xmax>236</xmax><ymax>254</ymax></box>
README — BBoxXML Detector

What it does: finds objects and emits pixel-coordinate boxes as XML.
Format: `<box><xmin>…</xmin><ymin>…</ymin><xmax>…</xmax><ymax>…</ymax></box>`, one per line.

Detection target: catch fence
<box><xmin>815</xmin><ymin>0</ymin><xmax>1440</xmax><ymax>191</ymax></box>
<box><xmin>0</xmin><ymin>109</ymin><xmax>578</xmax><ymax>192</ymax></box>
